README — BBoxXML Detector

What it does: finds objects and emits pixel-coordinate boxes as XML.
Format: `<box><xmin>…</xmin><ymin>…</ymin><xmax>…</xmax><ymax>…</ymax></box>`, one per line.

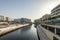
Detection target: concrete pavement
<box><xmin>36</xmin><ymin>25</ymin><xmax>50</xmax><ymax>40</ymax></box>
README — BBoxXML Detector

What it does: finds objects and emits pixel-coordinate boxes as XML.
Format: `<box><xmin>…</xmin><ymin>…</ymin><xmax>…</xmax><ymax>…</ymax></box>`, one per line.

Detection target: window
<box><xmin>56</xmin><ymin>28</ymin><xmax>60</xmax><ymax>35</ymax></box>
<box><xmin>41</xmin><ymin>25</ymin><xmax>47</xmax><ymax>29</ymax></box>
<box><xmin>48</xmin><ymin>27</ymin><xmax>55</xmax><ymax>33</ymax></box>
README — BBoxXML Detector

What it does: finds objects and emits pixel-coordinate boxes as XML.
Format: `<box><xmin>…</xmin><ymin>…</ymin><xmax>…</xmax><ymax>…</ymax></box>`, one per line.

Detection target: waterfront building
<box><xmin>14</xmin><ymin>19</ymin><xmax>21</xmax><ymax>23</ymax></box>
<box><xmin>43</xmin><ymin>4</ymin><xmax>60</xmax><ymax>25</ymax></box>
<box><xmin>34</xmin><ymin>19</ymin><xmax>40</xmax><ymax>24</ymax></box>
<box><xmin>39</xmin><ymin>4</ymin><xmax>60</xmax><ymax>40</ymax></box>
<box><xmin>42</xmin><ymin>14</ymin><xmax>51</xmax><ymax>21</ymax></box>
<box><xmin>4</xmin><ymin>17</ymin><xmax>14</xmax><ymax>22</ymax></box>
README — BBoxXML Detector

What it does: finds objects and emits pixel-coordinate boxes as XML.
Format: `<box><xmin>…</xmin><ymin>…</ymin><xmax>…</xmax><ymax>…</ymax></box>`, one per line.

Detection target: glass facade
<box><xmin>56</xmin><ymin>28</ymin><xmax>60</xmax><ymax>35</ymax></box>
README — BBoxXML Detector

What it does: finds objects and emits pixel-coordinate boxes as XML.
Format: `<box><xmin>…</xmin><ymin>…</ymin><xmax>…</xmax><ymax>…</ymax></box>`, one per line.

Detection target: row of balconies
<box><xmin>44</xmin><ymin>18</ymin><xmax>60</xmax><ymax>26</ymax></box>
<box><xmin>43</xmin><ymin>13</ymin><xmax>60</xmax><ymax>22</ymax></box>
<box><xmin>51</xmin><ymin>9</ymin><xmax>60</xmax><ymax>15</ymax></box>
<box><xmin>51</xmin><ymin>4</ymin><xmax>60</xmax><ymax>13</ymax></box>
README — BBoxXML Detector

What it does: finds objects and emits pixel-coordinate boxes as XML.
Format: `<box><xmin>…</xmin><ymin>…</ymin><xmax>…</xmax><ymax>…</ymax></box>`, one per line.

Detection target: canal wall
<box><xmin>36</xmin><ymin>25</ymin><xmax>50</xmax><ymax>40</ymax></box>
<box><xmin>0</xmin><ymin>24</ymin><xmax>29</xmax><ymax>37</ymax></box>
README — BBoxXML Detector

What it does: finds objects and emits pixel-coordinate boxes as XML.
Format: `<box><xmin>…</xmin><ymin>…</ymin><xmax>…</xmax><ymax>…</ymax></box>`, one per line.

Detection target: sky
<box><xmin>0</xmin><ymin>0</ymin><xmax>60</xmax><ymax>21</ymax></box>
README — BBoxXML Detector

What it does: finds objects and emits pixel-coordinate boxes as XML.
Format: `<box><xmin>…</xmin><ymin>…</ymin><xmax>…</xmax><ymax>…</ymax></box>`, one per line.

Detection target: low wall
<box><xmin>36</xmin><ymin>25</ymin><xmax>50</xmax><ymax>40</ymax></box>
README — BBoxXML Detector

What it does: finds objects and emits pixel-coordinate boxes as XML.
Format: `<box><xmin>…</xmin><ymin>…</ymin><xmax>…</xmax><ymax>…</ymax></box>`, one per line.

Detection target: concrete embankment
<box><xmin>36</xmin><ymin>25</ymin><xmax>50</xmax><ymax>40</ymax></box>
<box><xmin>0</xmin><ymin>24</ymin><xmax>29</xmax><ymax>37</ymax></box>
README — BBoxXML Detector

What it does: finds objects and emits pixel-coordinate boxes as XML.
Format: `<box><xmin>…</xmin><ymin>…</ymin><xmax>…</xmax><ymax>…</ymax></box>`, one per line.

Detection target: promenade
<box><xmin>0</xmin><ymin>24</ymin><xmax>29</xmax><ymax>36</ymax></box>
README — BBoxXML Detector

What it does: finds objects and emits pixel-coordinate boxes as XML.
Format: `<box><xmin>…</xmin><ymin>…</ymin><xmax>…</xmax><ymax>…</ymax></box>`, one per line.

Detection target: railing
<box><xmin>41</xmin><ymin>24</ymin><xmax>60</xmax><ymax>36</ymax></box>
<box><xmin>40</xmin><ymin>24</ymin><xmax>60</xmax><ymax>40</ymax></box>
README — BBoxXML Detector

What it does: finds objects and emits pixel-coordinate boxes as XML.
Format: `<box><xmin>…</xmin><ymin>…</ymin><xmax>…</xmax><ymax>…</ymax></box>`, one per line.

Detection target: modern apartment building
<box><xmin>39</xmin><ymin>4</ymin><xmax>60</xmax><ymax>40</ymax></box>
<box><xmin>33</xmin><ymin>4</ymin><xmax>60</xmax><ymax>40</ymax></box>
<box><xmin>42</xmin><ymin>4</ymin><xmax>60</xmax><ymax>25</ymax></box>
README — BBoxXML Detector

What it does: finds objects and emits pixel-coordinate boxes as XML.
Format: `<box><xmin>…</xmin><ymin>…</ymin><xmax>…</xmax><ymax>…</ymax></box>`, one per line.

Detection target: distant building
<box><xmin>34</xmin><ymin>19</ymin><xmax>41</xmax><ymax>24</ymax></box>
<box><xmin>34</xmin><ymin>14</ymin><xmax>51</xmax><ymax>24</ymax></box>
<box><xmin>14</xmin><ymin>19</ymin><xmax>21</xmax><ymax>23</ymax></box>
<box><xmin>41</xmin><ymin>14</ymin><xmax>51</xmax><ymax>21</ymax></box>
<box><xmin>4</xmin><ymin>17</ymin><xmax>14</xmax><ymax>22</ymax></box>
<box><xmin>6</xmin><ymin>17</ymin><xmax>9</xmax><ymax>22</ymax></box>
<box><xmin>0</xmin><ymin>15</ymin><xmax>4</xmax><ymax>22</ymax></box>
<box><xmin>8</xmin><ymin>18</ymin><xmax>14</xmax><ymax>22</ymax></box>
<box><xmin>14</xmin><ymin>18</ymin><xmax>31</xmax><ymax>24</ymax></box>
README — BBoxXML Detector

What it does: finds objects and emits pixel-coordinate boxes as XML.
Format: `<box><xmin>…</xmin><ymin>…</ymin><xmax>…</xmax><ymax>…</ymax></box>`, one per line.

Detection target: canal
<box><xmin>0</xmin><ymin>25</ymin><xmax>38</xmax><ymax>40</ymax></box>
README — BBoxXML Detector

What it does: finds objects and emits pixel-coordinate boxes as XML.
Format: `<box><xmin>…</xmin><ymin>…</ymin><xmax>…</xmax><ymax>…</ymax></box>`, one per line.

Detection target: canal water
<box><xmin>0</xmin><ymin>25</ymin><xmax>38</xmax><ymax>40</ymax></box>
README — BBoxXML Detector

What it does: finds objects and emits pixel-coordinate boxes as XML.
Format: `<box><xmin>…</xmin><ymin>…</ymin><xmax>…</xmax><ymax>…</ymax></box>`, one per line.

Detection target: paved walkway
<box><xmin>0</xmin><ymin>24</ymin><xmax>29</xmax><ymax>36</ymax></box>
<box><xmin>37</xmin><ymin>25</ymin><xmax>50</xmax><ymax>40</ymax></box>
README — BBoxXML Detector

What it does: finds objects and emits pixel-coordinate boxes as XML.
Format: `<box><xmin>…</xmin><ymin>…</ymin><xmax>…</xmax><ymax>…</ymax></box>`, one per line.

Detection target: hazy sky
<box><xmin>0</xmin><ymin>0</ymin><xmax>60</xmax><ymax>20</ymax></box>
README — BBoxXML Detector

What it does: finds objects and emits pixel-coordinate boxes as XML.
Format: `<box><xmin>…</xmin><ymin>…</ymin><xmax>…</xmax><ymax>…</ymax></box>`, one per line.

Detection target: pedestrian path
<box><xmin>37</xmin><ymin>25</ymin><xmax>50</xmax><ymax>40</ymax></box>
<box><xmin>0</xmin><ymin>24</ymin><xmax>29</xmax><ymax>36</ymax></box>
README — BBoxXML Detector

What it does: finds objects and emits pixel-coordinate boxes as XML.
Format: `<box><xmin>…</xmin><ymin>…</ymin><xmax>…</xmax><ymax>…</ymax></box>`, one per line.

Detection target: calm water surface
<box><xmin>0</xmin><ymin>25</ymin><xmax>38</xmax><ymax>40</ymax></box>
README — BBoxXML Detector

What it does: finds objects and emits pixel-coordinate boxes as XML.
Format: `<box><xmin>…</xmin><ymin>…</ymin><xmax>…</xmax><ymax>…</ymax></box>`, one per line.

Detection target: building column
<box><xmin>55</xmin><ymin>28</ymin><xmax>56</xmax><ymax>34</ymax></box>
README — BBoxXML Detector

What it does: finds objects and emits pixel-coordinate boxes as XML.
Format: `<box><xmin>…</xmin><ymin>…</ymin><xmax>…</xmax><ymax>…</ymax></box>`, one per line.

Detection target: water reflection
<box><xmin>0</xmin><ymin>25</ymin><xmax>38</xmax><ymax>40</ymax></box>
<box><xmin>20</xmin><ymin>25</ymin><xmax>31</xmax><ymax>32</ymax></box>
